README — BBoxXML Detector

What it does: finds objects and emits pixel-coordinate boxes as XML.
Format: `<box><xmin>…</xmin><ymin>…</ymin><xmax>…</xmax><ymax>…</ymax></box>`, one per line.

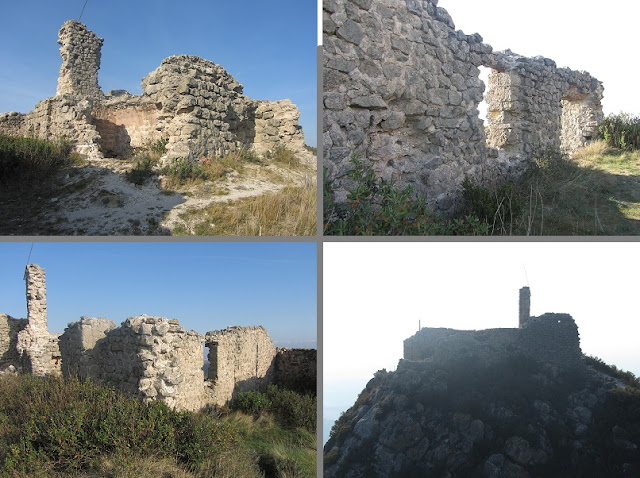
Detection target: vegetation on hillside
<box><xmin>0</xmin><ymin>374</ymin><xmax>316</xmax><ymax>477</ymax></box>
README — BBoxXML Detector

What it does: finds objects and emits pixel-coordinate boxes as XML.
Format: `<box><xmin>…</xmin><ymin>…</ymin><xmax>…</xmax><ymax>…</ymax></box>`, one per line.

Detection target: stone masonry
<box><xmin>205</xmin><ymin>326</ymin><xmax>277</xmax><ymax>406</ymax></box>
<box><xmin>15</xmin><ymin>265</ymin><xmax>61</xmax><ymax>376</ymax></box>
<box><xmin>323</xmin><ymin>0</ymin><xmax>603</xmax><ymax>214</ymax></box>
<box><xmin>1</xmin><ymin>265</ymin><xmax>315</xmax><ymax>411</ymax></box>
<box><xmin>0</xmin><ymin>20</ymin><xmax>311</xmax><ymax>163</ymax></box>
<box><xmin>404</xmin><ymin>287</ymin><xmax>582</xmax><ymax>368</ymax></box>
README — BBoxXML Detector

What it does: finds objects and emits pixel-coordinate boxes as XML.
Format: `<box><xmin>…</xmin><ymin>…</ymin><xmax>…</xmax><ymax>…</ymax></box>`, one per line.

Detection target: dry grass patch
<box><xmin>175</xmin><ymin>180</ymin><xmax>316</xmax><ymax>236</ymax></box>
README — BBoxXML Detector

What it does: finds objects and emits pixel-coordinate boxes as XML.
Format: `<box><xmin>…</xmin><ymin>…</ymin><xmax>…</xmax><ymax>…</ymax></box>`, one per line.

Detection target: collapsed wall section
<box><xmin>59</xmin><ymin>316</ymin><xmax>115</xmax><ymax>379</ymax></box>
<box><xmin>205</xmin><ymin>326</ymin><xmax>277</xmax><ymax>405</ymax></box>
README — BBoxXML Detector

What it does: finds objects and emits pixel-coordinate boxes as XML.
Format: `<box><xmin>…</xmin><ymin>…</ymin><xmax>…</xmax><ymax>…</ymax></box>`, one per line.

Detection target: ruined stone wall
<box><xmin>253</xmin><ymin>100</ymin><xmax>308</xmax><ymax>157</ymax></box>
<box><xmin>16</xmin><ymin>265</ymin><xmax>61</xmax><ymax>376</ymax></box>
<box><xmin>521</xmin><ymin>313</ymin><xmax>581</xmax><ymax>367</ymax></box>
<box><xmin>76</xmin><ymin>315</ymin><xmax>207</xmax><ymax>411</ymax></box>
<box><xmin>205</xmin><ymin>326</ymin><xmax>277</xmax><ymax>405</ymax></box>
<box><xmin>0</xmin><ymin>112</ymin><xmax>26</xmax><ymax>137</ymax></box>
<box><xmin>324</xmin><ymin>0</ymin><xmax>491</xmax><ymax>212</ymax></box>
<box><xmin>0</xmin><ymin>313</ymin><xmax>27</xmax><ymax>372</ymax></box>
<box><xmin>404</xmin><ymin>313</ymin><xmax>582</xmax><ymax>368</ymax></box>
<box><xmin>59</xmin><ymin>316</ymin><xmax>115</xmax><ymax>379</ymax></box>
<box><xmin>274</xmin><ymin>348</ymin><xmax>317</xmax><ymax>393</ymax></box>
<box><xmin>56</xmin><ymin>20</ymin><xmax>103</xmax><ymax>99</ymax></box>
<box><xmin>0</xmin><ymin>21</ymin><xmax>310</xmax><ymax>164</ymax></box>
<box><xmin>487</xmin><ymin>52</ymin><xmax>603</xmax><ymax>157</ymax></box>
<box><xmin>92</xmin><ymin>92</ymin><xmax>162</xmax><ymax>157</ymax></box>
<box><xmin>323</xmin><ymin>0</ymin><xmax>603</xmax><ymax>213</ymax></box>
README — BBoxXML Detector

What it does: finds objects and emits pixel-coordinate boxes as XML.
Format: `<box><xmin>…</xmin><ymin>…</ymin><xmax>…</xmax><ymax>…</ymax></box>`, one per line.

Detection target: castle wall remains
<box><xmin>0</xmin><ymin>21</ymin><xmax>311</xmax><ymax>164</ymax></box>
<box><xmin>323</xmin><ymin>0</ymin><xmax>603</xmax><ymax>214</ymax></box>
<box><xmin>1</xmin><ymin>265</ymin><xmax>315</xmax><ymax>411</ymax></box>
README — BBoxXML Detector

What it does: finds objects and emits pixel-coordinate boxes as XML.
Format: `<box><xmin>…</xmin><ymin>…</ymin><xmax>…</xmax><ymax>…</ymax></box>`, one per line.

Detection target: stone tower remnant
<box><xmin>519</xmin><ymin>286</ymin><xmax>531</xmax><ymax>328</ymax></box>
<box><xmin>0</xmin><ymin>20</ymin><xmax>311</xmax><ymax>164</ymax></box>
<box><xmin>323</xmin><ymin>0</ymin><xmax>604</xmax><ymax>214</ymax></box>
<box><xmin>15</xmin><ymin>265</ymin><xmax>61</xmax><ymax>376</ymax></box>
<box><xmin>56</xmin><ymin>20</ymin><xmax>103</xmax><ymax>99</ymax></box>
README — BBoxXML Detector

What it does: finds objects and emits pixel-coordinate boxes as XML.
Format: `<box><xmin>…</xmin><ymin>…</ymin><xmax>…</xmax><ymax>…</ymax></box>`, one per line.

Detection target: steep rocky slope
<box><xmin>324</xmin><ymin>354</ymin><xmax>640</xmax><ymax>477</ymax></box>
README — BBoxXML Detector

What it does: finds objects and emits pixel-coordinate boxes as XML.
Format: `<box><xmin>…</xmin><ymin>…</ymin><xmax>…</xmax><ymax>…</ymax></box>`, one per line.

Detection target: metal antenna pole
<box><xmin>523</xmin><ymin>264</ymin><xmax>530</xmax><ymax>287</ymax></box>
<box><xmin>79</xmin><ymin>0</ymin><xmax>89</xmax><ymax>21</ymax></box>
<box><xmin>24</xmin><ymin>242</ymin><xmax>34</xmax><ymax>280</ymax></box>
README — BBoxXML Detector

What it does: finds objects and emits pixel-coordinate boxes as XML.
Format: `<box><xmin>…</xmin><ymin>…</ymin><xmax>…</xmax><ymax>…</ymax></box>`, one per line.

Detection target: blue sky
<box><xmin>0</xmin><ymin>0</ymin><xmax>317</xmax><ymax>146</ymax></box>
<box><xmin>0</xmin><ymin>242</ymin><xmax>317</xmax><ymax>348</ymax></box>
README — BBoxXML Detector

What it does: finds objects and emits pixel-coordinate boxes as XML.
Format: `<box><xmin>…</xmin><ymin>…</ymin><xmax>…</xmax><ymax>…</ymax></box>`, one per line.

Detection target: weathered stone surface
<box><xmin>0</xmin><ymin>20</ymin><xmax>312</xmax><ymax>165</ymax></box>
<box><xmin>205</xmin><ymin>326</ymin><xmax>277</xmax><ymax>406</ymax></box>
<box><xmin>15</xmin><ymin>265</ymin><xmax>61</xmax><ymax>376</ymax></box>
<box><xmin>323</xmin><ymin>0</ymin><xmax>603</xmax><ymax>215</ymax></box>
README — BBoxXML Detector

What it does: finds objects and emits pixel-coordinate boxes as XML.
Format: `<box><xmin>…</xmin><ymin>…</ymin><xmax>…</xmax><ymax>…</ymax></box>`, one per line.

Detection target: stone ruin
<box><xmin>0</xmin><ymin>265</ymin><xmax>316</xmax><ymax>411</ymax></box>
<box><xmin>0</xmin><ymin>20</ymin><xmax>311</xmax><ymax>162</ymax></box>
<box><xmin>323</xmin><ymin>0</ymin><xmax>604</xmax><ymax>213</ymax></box>
<box><xmin>403</xmin><ymin>286</ymin><xmax>582</xmax><ymax>368</ymax></box>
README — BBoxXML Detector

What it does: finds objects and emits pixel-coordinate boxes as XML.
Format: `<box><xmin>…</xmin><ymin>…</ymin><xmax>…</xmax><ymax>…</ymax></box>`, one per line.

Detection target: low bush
<box><xmin>0</xmin><ymin>134</ymin><xmax>72</xmax><ymax>184</ymax></box>
<box><xmin>125</xmin><ymin>156</ymin><xmax>156</xmax><ymax>185</ymax></box>
<box><xmin>0</xmin><ymin>374</ymin><xmax>233</xmax><ymax>474</ymax></box>
<box><xmin>600</xmin><ymin>112</ymin><xmax>640</xmax><ymax>151</ymax></box>
<box><xmin>323</xmin><ymin>155</ymin><xmax>489</xmax><ymax>235</ymax></box>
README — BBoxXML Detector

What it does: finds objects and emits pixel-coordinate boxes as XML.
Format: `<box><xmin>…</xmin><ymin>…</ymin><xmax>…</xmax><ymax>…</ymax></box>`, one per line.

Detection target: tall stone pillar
<box><xmin>519</xmin><ymin>286</ymin><xmax>530</xmax><ymax>328</ymax></box>
<box><xmin>17</xmin><ymin>264</ymin><xmax>61</xmax><ymax>376</ymax></box>
<box><xmin>25</xmin><ymin>264</ymin><xmax>47</xmax><ymax>331</ymax></box>
<box><xmin>56</xmin><ymin>20</ymin><xmax>103</xmax><ymax>99</ymax></box>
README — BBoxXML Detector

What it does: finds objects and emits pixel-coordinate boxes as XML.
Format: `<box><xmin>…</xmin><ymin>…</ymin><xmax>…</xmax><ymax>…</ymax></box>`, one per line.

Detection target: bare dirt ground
<box><xmin>0</xmin><ymin>154</ymin><xmax>316</xmax><ymax>236</ymax></box>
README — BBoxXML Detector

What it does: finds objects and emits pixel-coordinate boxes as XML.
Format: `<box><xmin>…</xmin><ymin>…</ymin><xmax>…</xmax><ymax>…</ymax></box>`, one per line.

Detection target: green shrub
<box><xmin>0</xmin><ymin>135</ymin><xmax>72</xmax><ymax>183</ymax></box>
<box><xmin>161</xmin><ymin>157</ymin><xmax>206</xmax><ymax>184</ymax></box>
<box><xmin>147</xmin><ymin>137</ymin><xmax>168</xmax><ymax>156</ymax></box>
<box><xmin>268</xmin><ymin>144</ymin><xmax>299</xmax><ymax>167</ymax></box>
<box><xmin>125</xmin><ymin>156</ymin><xmax>156</xmax><ymax>185</ymax></box>
<box><xmin>600</xmin><ymin>112</ymin><xmax>640</xmax><ymax>151</ymax></box>
<box><xmin>266</xmin><ymin>385</ymin><xmax>316</xmax><ymax>432</ymax></box>
<box><xmin>324</xmin><ymin>155</ymin><xmax>489</xmax><ymax>236</ymax></box>
<box><xmin>0</xmin><ymin>374</ymin><xmax>234</xmax><ymax>474</ymax></box>
<box><xmin>461</xmin><ymin>178</ymin><xmax>523</xmax><ymax>234</ymax></box>
<box><xmin>231</xmin><ymin>391</ymin><xmax>273</xmax><ymax>416</ymax></box>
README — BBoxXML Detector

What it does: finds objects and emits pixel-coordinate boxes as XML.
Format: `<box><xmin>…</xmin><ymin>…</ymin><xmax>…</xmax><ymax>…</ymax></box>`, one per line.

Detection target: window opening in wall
<box><xmin>201</xmin><ymin>342</ymin><xmax>208</xmax><ymax>377</ymax></box>
<box><xmin>478</xmin><ymin>65</ymin><xmax>491</xmax><ymax>127</ymax></box>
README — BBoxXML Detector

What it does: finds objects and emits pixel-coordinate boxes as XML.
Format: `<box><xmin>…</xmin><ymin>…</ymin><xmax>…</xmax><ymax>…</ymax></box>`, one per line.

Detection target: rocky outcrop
<box><xmin>324</xmin><ymin>355</ymin><xmax>640</xmax><ymax>477</ymax></box>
